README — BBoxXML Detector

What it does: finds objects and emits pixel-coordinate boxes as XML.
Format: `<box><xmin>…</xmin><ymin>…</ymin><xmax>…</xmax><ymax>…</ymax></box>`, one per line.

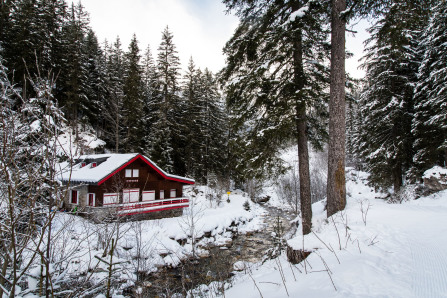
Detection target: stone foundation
<box><xmin>74</xmin><ymin>206</ymin><xmax>184</xmax><ymax>222</ymax></box>
<box><xmin>130</xmin><ymin>208</ymin><xmax>183</xmax><ymax>221</ymax></box>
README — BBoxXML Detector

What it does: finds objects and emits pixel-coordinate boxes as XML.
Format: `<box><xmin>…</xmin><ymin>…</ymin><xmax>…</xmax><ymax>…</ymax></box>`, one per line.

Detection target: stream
<box><xmin>129</xmin><ymin>205</ymin><xmax>297</xmax><ymax>297</ymax></box>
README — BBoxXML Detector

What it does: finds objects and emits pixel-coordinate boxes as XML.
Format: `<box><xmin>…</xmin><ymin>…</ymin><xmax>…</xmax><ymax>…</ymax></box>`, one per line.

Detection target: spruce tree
<box><xmin>102</xmin><ymin>37</ymin><xmax>126</xmax><ymax>152</ymax></box>
<box><xmin>141</xmin><ymin>44</ymin><xmax>160</xmax><ymax>155</ymax></box>
<box><xmin>222</xmin><ymin>0</ymin><xmax>330</xmax><ymax>234</ymax></box>
<box><xmin>327</xmin><ymin>0</ymin><xmax>347</xmax><ymax>217</ymax></box>
<box><xmin>149</xmin><ymin>26</ymin><xmax>182</xmax><ymax>172</ymax></box>
<box><xmin>83</xmin><ymin>29</ymin><xmax>106</xmax><ymax>132</ymax></box>
<box><xmin>123</xmin><ymin>34</ymin><xmax>145</xmax><ymax>153</ymax></box>
<box><xmin>412</xmin><ymin>1</ymin><xmax>447</xmax><ymax>175</ymax></box>
<box><xmin>58</xmin><ymin>2</ymin><xmax>90</xmax><ymax>128</ymax></box>
<box><xmin>2</xmin><ymin>0</ymin><xmax>66</xmax><ymax>96</ymax></box>
<box><xmin>355</xmin><ymin>0</ymin><xmax>432</xmax><ymax>192</ymax></box>
<box><xmin>200</xmin><ymin>69</ymin><xmax>227</xmax><ymax>181</ymax></box>
<box><xmin>182</xmin><ymin>58</ymin><xmax>202</xmax><ymax>178</ymax></box>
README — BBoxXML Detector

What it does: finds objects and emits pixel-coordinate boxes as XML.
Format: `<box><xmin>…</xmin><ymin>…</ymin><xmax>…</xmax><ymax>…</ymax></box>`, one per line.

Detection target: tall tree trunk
<box><xmin>292</xmin><ymin>1</ymin><xmax>312</xmax><ymax>235</ymax></box>
<box><xmin>327</xmin><ymin>0</ymin><xmax>346</xmax><ymax>218</ymax></box>
<box><xmin>393</xmin><ymin>163</ymin><xmax>402</xmax><ymax>193</ymax></box>
<box><xmin>115</xmin><ymin>109</ymin><xmax>119</xmax><ymax>153</ymax></box>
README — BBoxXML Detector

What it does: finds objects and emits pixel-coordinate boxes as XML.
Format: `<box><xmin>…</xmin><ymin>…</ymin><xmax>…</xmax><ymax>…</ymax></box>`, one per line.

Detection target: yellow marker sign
<box><xmin>227</xmin><ymin>191</ymin><xmax>231</xmax><ymax>195</ymax></box>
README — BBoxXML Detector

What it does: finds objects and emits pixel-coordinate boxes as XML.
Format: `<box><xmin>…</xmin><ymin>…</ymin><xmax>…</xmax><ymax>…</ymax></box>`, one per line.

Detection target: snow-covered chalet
<box><xmin>59</xmin><ymin>153</ymin><xmax>195</xmax><ymax>218</ymax></box>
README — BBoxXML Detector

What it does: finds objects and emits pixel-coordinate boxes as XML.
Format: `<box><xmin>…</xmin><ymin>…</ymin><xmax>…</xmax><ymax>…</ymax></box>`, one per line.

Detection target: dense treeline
<box><xmin>0</xmin><ymin>0</ymin><xmax>227</xmax><ymax>183</ymax></box>
<box><xmin>1</xmin><ymin>0</ymin><xmax>446</xmax><ymax>192</ymax></box>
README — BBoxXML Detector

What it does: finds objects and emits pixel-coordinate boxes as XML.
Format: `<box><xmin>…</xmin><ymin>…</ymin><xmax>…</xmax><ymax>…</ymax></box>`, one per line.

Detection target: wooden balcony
<box><xmin>114</xmin><ymin>198</ymin><xmax>190</xmax><ymax>216</ymax></box>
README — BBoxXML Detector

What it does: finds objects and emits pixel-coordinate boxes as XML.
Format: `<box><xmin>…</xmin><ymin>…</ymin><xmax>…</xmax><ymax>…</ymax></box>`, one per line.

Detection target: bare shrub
<box><xmin>205</xmin><ymin>174</ymin><xmax>228</xmax><ymax>207</ymax></box>
<box><xmin>245</xmin><ymin>178</ymin><xmax>264</xmax><ymax>202</ymax></box>
<box><xmin>276</xmin><ymin>164</ymin><xmax>300</xmax><ymax>215</ymax></box>
<box><xmin>310</xmin><ymin>149</ymin><xmax>328</xmax><ymax>203</ymax></box>
<box><xmin>276</xmin><ymin>148</ymin><xmax>327</xmax><ymax>214</ymax></box>
<box><xmin>390</xmin><ymin>184</ymin><xmax>418</xmax><ymax>204</ymax></box>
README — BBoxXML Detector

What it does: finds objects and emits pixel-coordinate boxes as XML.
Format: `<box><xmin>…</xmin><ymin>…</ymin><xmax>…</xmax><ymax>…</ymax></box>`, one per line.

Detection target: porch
<box><xmin>102</xmin><ymin>197</ymin><xmax>190</xmax><ymax>216</ymax></box>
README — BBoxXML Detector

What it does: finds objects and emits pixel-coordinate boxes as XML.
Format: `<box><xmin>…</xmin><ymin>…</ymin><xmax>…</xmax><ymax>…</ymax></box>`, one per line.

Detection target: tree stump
<box><xmin>286</xmin><ymin>245</ymin><xmax>311</xmax><ymax>264</ymax></box>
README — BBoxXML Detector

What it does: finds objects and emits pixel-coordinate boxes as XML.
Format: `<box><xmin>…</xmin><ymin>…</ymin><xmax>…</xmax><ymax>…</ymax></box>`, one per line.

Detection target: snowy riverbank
<box><xmin>224</xmin><ymin>170</ymin><xmax>447</xmax><ymax>297</ymax></box>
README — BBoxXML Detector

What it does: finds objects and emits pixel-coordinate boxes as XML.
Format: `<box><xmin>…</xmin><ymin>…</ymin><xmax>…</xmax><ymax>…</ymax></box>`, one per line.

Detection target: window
<box><xmin>123</xmin><ymin>189</ymin><xmax>140</xmax><ymax>203</ymax></box>
<box><xmin>160</xmin><ymin>190</ymin><xmax>164</xmax><ymax>199</ymax></box>
<box><xmin>71</xmin><ymin>190</ymin><xmax>78</xmax><ymax>204</ymax></box>
<box><xmin>142</xmin><ymin>190</ymin><xmax>155</xmax><ymax>201</ymax></box>
<box><xmin>104</xmin><ymin>193</ymin><xmax>119</xmax><ymax>205</ymax></box>
<box><xmin>88</xmin><ymin>193</ymin><xmax>95</xmax><ymax>206</ymax></box>
<box><xmin>125</xmin><ymin>169</ymin><xmax>139</xmax><ymax>178</ymax></box>
<box><xmin>91</xmin><ymin>162</ymin><xmax>97</xmax><ymax>168</ymax></box>
<box><xmin>170</xmin><ymin>189</ymin><xmax>176</xmax><ymax>198</ymax></box>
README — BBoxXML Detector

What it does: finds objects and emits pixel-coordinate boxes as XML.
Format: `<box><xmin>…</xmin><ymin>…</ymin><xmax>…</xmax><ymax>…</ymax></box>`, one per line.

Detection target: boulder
<box><xmin>423</xmin><ymin>166</ymin><xmax>447</xmax><ymax>192</ymax></box>
<box><xmin>233</xmin><ymin>261</ymin><xmax>249</xmax><ymax>271</ymax></box>
<box><xmin>252</xmin><ymin>195</ymin><xmax>270</xmax><ymax>204</ymax></box>
<box><xmin>197</xmin><ymin>250</ymin><xmax>210</xmax><ymax>259</ymax></box>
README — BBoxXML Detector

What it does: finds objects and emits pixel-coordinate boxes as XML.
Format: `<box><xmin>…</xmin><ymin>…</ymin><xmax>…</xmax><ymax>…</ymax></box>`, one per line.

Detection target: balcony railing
<box><xmin>114</xmin><ymin>197</ymin><xmax>190</xmax><ymax>216</ymax></box>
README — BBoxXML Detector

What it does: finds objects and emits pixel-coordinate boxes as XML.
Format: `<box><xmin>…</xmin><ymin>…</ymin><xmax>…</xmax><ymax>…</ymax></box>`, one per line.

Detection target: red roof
<box><xmin>98</xmin><ymin>154</ymin><xmax>195</xmax><ymax>186</ymax></box>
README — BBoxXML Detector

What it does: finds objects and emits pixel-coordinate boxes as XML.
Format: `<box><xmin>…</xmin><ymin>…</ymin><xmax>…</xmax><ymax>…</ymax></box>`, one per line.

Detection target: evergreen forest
<box><xmin>1</xmin><ymin>0</ymin><xmax>447</xmax><ymax>296</ymax></box>
<box><xmin>2</xmin><ymin>0</ymin><xmax>445</xmax><ymax>191</ymax></box>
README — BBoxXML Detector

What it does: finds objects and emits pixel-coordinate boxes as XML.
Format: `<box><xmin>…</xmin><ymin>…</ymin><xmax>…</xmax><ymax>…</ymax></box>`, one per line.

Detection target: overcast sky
<box><xmin>80</xmin><ymin>0</ymin><xmax>368</xmax><ymax>78</ymax></box>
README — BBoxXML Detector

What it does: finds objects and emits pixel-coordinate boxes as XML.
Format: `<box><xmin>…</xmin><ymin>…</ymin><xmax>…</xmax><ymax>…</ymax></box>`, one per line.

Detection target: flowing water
<box><xmin>128</xmin><ymin>206</ymin><xmax>296</xmax><ymax>297</ymax></box>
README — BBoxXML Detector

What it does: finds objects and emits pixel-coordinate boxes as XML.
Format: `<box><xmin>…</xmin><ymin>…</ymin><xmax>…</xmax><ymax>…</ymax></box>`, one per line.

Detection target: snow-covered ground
<box><xmin>225</xmin><ymin>169</ymin><xmax>447</xmax><ymax>297</ymax></box>
<box><xmin>20</xmin><ymin>140</ymin><xmax>447</xmax><ymax>297</ymax></box>
<box><xmin>23</xmin><ymin>186</ymin><xmax>265</xmax><ymax>296</ymax></box>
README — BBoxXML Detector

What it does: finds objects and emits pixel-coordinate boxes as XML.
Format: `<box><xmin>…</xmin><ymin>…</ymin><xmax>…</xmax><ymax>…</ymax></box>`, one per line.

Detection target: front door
<box><xmin>88</xmin><ymin>193</ymin><xmax>95</xmax><ymax>206</ymax></box>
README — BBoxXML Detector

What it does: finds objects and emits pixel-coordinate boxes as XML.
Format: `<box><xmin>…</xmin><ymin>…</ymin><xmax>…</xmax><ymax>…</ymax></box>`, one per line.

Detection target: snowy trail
<box><xmin>406</xmin><ymin>208</ymin><xmax>447</xmax><ymax>297</ymax></box>
<box><xmin>372</xmin><ymin>202</ymin><xmax>447</xmax><ymax>298</ymax></box>
<box><xmin>411</xmin><ymin>233</ymin><xmax>447</xmax><ymax>297</ymax></box>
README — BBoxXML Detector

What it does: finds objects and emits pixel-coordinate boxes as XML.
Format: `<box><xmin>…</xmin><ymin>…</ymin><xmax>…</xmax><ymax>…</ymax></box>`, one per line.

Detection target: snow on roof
<box><xmin>58</xmin><ymin>153</ymin><xmax>195</xmax><ymax>185</ymax></box>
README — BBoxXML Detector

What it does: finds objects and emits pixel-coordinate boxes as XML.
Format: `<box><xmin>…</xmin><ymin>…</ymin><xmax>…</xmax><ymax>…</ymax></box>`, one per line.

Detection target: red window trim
<box><xmin>88</xmin><ymin>193</ymin><xmax>95</xmax><ymax>206</ymax></box>
<box><xmin>71</xmin><ymin>190</ymin><xmax>78</xmax><ymax>204</ymax></box>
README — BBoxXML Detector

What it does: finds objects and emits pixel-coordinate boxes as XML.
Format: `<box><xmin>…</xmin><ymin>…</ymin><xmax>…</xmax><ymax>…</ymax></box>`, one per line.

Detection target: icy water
<box><xmin>128</xmin><ymin>206</ymin><xmax>296</xmax><ymax>297</ymax></box>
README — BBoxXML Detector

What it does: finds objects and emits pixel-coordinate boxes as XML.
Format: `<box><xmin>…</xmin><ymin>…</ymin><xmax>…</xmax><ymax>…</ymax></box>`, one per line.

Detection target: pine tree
<box><xmin>149</xmin><ymin>26</ymin><xmax>182</xmax><ymax>173</ymax></box>
<box><xmin>0</xmin><ymin>0</ymin><xmax>13</xmax><ymax>47</ymax></box>
<box><xmin>83</xmin><ymin>29</ymin><xmax>106</xmax><ymax>132</ymax></box>
<box><xmin>222</xmin><ymin>0</ymin><xmax>330</xmax><ymax>234</ymax></box>
<box><xmin>182</xmin><ymin>58</ymin><xmax>202</xmax><ymax>178</ymax></box>
<box><xmin>355</xmin><ymin>0</ymin><xmax>432</xmax><ymax>192</ymax></box>
<box><xmin>141</xmin><ymin>44</ymin><xmax>160</xmax><ymax>155</ymax></box>
<box><xmin>412</xmin><ymin>1</ymin><xmax>447</xmax><ymax>175</ymax></box>
<box><xmin>102</xmin><ymin>37</ymin><xmax>126</xmax><ymax>152</ymax></box>
<box><xmin>187</xmin><ymin>67</ymin><xmax>228</xmax><ymax>183</ymax></box>
<box><xmin>200</xmin><ymin>69</ymin><xmax>227</xmax><ymax>181</ymax></box>
<box><xmin>57</xmin><ymin>2</ymin><xmax>90</xmax><ymax>128</ymax></box>
<box><xmin>327</xmin><ymin>0</ymin><xmax>347</xmax><ymax>217</ymax></box>
<box><xmin>1</xmin><ymin>0</ymin><xmax>67</xmax><ymax>96</ymax></box>
<box><xmin>123</xmin><ymin>34</ymin><xmax>145</xmax><ymax>153</ymax></box>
